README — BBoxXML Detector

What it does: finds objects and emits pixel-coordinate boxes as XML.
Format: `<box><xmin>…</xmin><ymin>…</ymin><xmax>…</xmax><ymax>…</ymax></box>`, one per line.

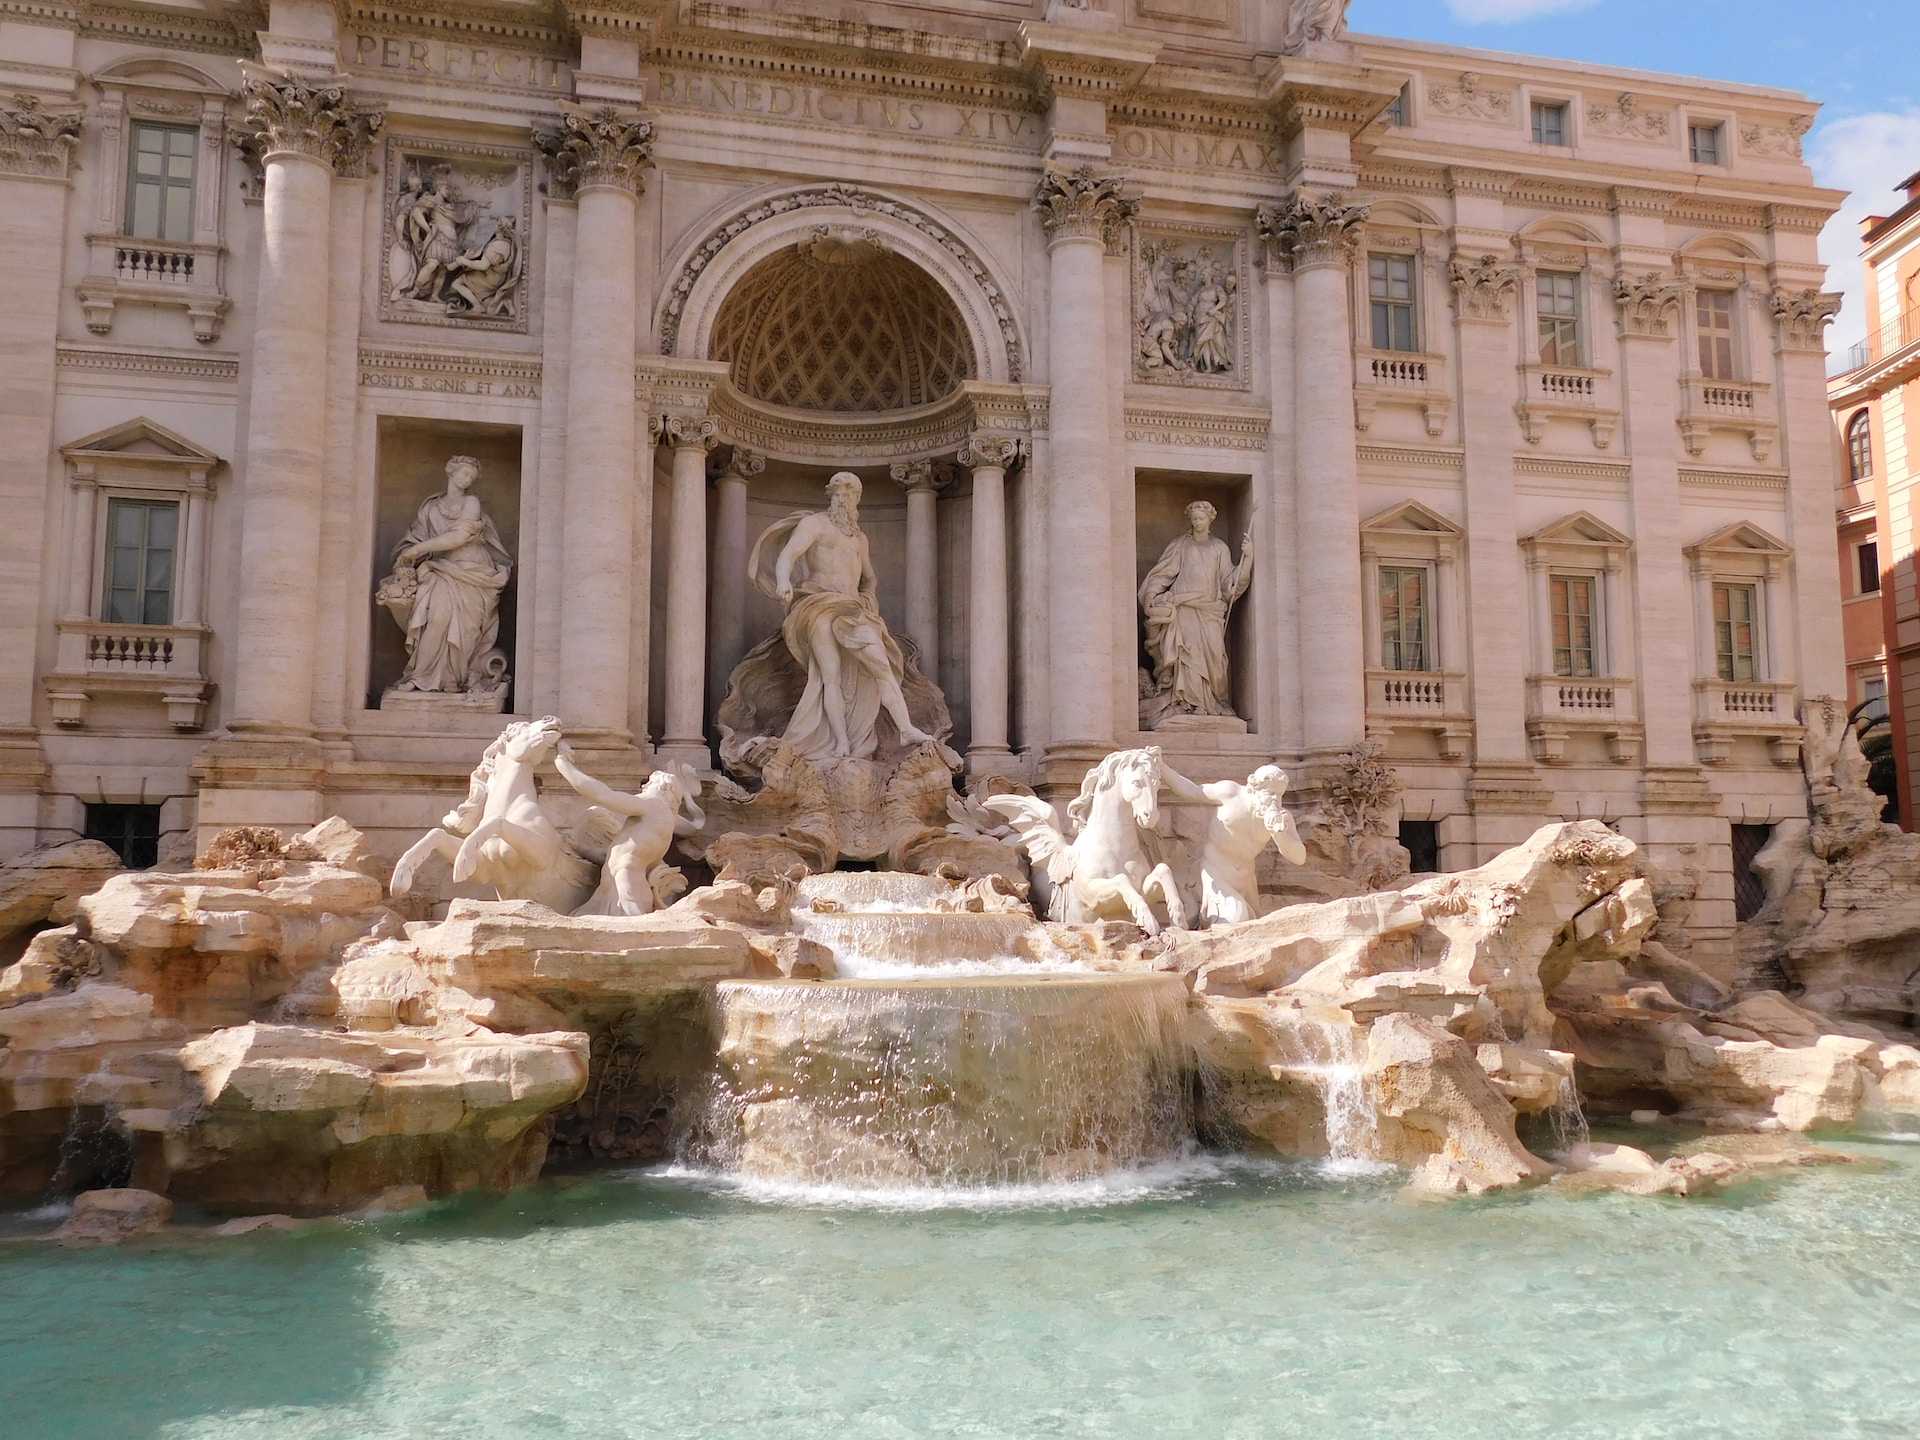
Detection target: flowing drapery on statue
<box><xmin>376</xmin><ymin>455</ymin><xmax>512</xmax><ymax>705</ymax></box>
<box><xmin>1139</xmin><ymin>499</ymin><xmax>1252</xmax><ymax>728</ymax></box>
<box><xmin>742</xmin><ymin>472</ymin><xmax>935</xmax><ymax>764</ymax></box>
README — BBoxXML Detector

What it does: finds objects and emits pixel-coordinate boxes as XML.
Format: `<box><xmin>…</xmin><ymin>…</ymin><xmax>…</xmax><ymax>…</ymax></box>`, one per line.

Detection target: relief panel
<box><xmin>1129</xmin><ymin>223</ymin><xmax>1250</xmax><ymax>391</ymax></box>
<box><xmin>382</xmin><ymin>138</ymin><xmax>531</xmax><ymax>332</ymax></box>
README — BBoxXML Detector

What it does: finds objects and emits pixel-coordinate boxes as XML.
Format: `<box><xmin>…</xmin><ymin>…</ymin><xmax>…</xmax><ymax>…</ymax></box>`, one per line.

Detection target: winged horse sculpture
<box><xmin>984</xmin><ymin>746</ymin><xmax>1188</xmax><ymax>935</ymax></box>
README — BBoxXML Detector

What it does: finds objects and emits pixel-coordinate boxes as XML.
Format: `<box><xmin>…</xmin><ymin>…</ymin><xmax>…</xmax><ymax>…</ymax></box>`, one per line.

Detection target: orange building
<box><xmin>1832</xmin><ymin>170</ymin><xmax>1920</xmax><ymax>826</ymax></box>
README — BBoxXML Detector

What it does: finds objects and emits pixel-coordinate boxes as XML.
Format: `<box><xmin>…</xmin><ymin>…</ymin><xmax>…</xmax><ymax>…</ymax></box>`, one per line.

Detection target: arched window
<box><xmin>1848</xmin><ymin>409</ymin><xmax>1874</xmax><ymax>484</ymax></box>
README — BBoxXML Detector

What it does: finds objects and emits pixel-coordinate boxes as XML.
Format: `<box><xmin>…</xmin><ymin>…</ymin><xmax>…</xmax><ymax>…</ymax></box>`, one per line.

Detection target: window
<box><xmin>1848</xmin><ymin>410</ymin><xmax>1874</xmax><ymax>483</ymax></box>
<box><xmin>1862</xmin><ymin>674</ymin><xmax>1889</xmax><ymax>721</ymax></box>
<box><xmin>1550</xmin><ymin>575</ymin><xmax>1599</xmax><ymax>677</ymax></box>
<box><xmin>1730</xmin><ymin>822</ymin><xmax>1772</xmax><ymax>921</ymax></box>
<box><xmin>1399</xmin><ymin>820</ymin><xmax>1440</xmax><ymax>875</ymax></box>
<box><xmin>1537</xmin><ymin>272</ymin><xmax>1581</xmax><ymax>366</ymax></box>
<box><xmin>1689</xmin><ymin>123</ymin><xmax>1724</xmax><ymax>165</ymax></box>
<box><xmin>125</xmin><ymin>122</ymin><xmax>197</xmax><ymax>243</ymax></box>
<box><xmin>84</xmin><ymin>803</ymin><xmax>162</xmax><ymax>869</ymax></box>
<box><xmin>102</xmin><ymin>497</ymin><xmax>178</xmax><ymax>626</ymax></box>
<box><xmin>1859</xmin><ymin>540</ymin><xmax>1882</xmax><ymax>595</ymax></box>
<box><xmin>1531</xmin><ymin>102</ymin><xmax>1569</xmax><ymax>146</ymax></box>
<box><xmin>1713</xmin><ymin>581</ymin><xmax>1759</xmax><ymax>682</ymax></box>
<box><xmin>1379</xmin><ymin>565</ymin><xmax>1429</xmax><ymax>671</ymax></box>
<box><xmin>1385</xmin><ymin>84</ymin><xmax>1408</xmax><ymax>127</ymax></box>
<box><xmin>1368</xmin><ymin>254</ymin><xmax>1417</xmax><ymax>352</ymax></box>
<box><xmin>1696</xmin><ymin>290</ymin><xmax>1736</xmax><ymax>380</ymax></box>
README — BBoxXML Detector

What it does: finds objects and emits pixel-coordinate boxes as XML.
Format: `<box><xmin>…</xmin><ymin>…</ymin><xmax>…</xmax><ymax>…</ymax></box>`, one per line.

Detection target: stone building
<box><xmin>0</xmin><ymin>0</ymin><xmax>1847</xmax><ymax>973</ymax></box>
<box><xmin>1830</xmin><ymin>170</ymin><xmax>1920</xmax><ymax>827</ymax></box>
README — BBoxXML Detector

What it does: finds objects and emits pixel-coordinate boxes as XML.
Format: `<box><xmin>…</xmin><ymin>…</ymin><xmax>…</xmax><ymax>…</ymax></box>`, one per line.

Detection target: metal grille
<box><xmin>1731</xmin><ymin>823</ymin><xmax>1774</xmax><ymax>922</ymax></box>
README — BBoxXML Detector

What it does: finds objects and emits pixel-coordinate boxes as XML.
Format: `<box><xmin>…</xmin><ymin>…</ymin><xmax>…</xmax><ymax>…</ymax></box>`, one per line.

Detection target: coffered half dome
<box><xmin>709</xmin><ymin>231</ymin><xmax>977</xmax><ymax>414</ymax></box>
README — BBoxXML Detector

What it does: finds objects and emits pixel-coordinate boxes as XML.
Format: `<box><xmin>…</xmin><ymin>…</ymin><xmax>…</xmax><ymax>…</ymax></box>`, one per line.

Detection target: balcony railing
<box><xmin>1691</xmin><ymin>678</ymin><xmax>1802</xmax><ymax>765</ymax></box>
<box><xmin>1837</xmin><ymin>307</ymin><xmax>1920</xmax><ymax>375</ymax></box>
<box><xmin>86</xmin><ymin>627</ymin><xmax>178</xmax><ymax>671</ymax></box>
<box><xmin>114</xmin><ymin>243</ymin><xmax>196</xmax><ymax>286</ymax></box>
<box><xmin>1353</xmin><ymin>350</ymin><xmax>1450</xmax><ymax>438</ymax></box>
<box><xmin>47</xmin><ymin>620</ymin><xmax>209</xmax><ymax>730</ymax></box>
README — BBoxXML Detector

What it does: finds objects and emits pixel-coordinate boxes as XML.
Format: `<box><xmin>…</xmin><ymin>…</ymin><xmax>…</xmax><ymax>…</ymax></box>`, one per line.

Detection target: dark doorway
<box><xmin>1399</xmin><ymin>819</ymin><xmax>1441</xmax><ymax>875</ymax></box>
<box><xmin>1730</xmin><ymin>823</ymin><xmax>1774</xmax><ymax>922</ymax></box>
<box><xmin>84</xmin><ymin>803</ymin><xmax>162</xmax><ymax>869</ymax></box>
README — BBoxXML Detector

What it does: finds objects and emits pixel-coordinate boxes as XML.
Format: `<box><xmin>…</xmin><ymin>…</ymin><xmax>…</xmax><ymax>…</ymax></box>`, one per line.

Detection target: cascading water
<box><xmin>787</xmin><ymin>872</ymin><xmax>1068</xmax><ymax>977</ymax></box>
<box><xmin>1202</xmin><ymin>1006</ymin><xmax>1383</xmax><ymax>1165</ymax></box>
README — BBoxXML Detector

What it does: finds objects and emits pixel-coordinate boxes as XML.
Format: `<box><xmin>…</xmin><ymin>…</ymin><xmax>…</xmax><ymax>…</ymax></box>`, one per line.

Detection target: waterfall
<box><xmin>1250</xmin><ymin>1011</ymin><xmax>1382</xmax><ymax>1165</ymax></box>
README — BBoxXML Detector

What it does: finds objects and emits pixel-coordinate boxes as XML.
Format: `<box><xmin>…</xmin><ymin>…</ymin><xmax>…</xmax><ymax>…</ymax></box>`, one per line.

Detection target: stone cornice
<box><xmin>1124</xmin><ymin>402</ymin><xmax>1270</xmax><ymax>451</ymax></box>
<box><xmin>343</xmin><ymin>1</ymin><xmax>571</xmax><ymax>49</ymax></box>
<box><xmin>684</xmin><ymin>2</ymin><xmax>1016</xmax><ymax>71</ymax></box>
<box><xmin>76</xmin><ymin>1</ymin><xmax>258</xmax><ymax>56</ymax></box>
<box><xmin>1017</xmin><ymin>21</ymin><xmax>1159</xmax><ymax>100</ymax></box>
<box><xmin>57</xmin><ymin>343</ymin><xmax>239</xmax><ymax>382</ymax></box>
<box><xmin>651</xmin><ymin>34</ymin><xmax>1041</xmax><ymax>113</ymax></box>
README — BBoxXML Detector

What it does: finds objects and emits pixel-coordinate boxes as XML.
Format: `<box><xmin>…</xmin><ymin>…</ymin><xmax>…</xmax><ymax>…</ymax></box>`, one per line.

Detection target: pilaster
<box><xmin>1770</xmin><ymin>286</ymin><xmax>1847</xmax><ymax>702</ymax></box>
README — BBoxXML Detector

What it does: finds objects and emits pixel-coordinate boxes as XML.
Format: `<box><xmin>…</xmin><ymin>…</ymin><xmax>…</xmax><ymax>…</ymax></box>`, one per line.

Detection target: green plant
<box><xmin>1849</xmin><ymin>697</ymin><xmax>1900</xmax><ymax>824</ymax></box>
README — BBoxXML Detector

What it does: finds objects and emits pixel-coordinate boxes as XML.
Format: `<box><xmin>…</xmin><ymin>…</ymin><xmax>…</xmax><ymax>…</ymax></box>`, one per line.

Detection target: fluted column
<box><xmin>1035</xmin><ymin>167</ymin><xmax>1132</xmax><ymax>772</ymax></box>
<box><xmin>534</xmin><ymin>102</ymin><xmax>653</xmax><ymax>744</ymax></box>
<box><xmin>660</xmin><ymin>414</ymin><xmax>717</xmax><ymax>764</ymax></box>
<box><xmin>891</xmin><ymin>459</ymin><xmax>947</xmax><ymax>674</ymax></box>
<box><xmin>709</xmin><ymin>445</ymin><xmax>764</xmax><ymax>717</ymax></box>
<box><xmin>1257</xmin><ymin>194</ymin><xmax>1370</xmax><ymax>756</ymax></box>
<box><xmin>961</xmin><ymin>433</ymin><xmax>1019</xmax><ymax>771</ymax></box>
<box><xmin>227</xmin><ymin>69</ymin><xmax>379</xmax><ymax>737</ymax></box>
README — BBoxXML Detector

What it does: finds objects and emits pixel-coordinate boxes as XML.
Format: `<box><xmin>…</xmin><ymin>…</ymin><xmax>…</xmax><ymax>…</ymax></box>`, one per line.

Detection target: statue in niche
<box><xmin>376</xmin><ymin>455</ymin><xmax>512</xmax><ymax>711</ymax></box>
<box><xmin>1159</xmin><ymin>763</ymin><xmax>1306</xmax><ymax>927</ymax></box>
<box><xmin>1139</xmin><ymin>500</ymin><xmax>1253</xmax><ymax>729</ymax></box>
<box><xmin>386</xmin><ymin>160</ymin><xmax>524</xmax><ymax>323</ymax></box>
<box><xmin>555</xmin><ymin>744</ymin><xmax>705</xmax><ymax>917</ymax></box>
<box><xmin>748</xmin><ymin>471</ymin><xmax>936</xmax><ymax>762</ymax></box>
<box><xmin>1283</xmin><ymin>0</ymin><xmax>1350</xmax><ymax>52</ymax></box>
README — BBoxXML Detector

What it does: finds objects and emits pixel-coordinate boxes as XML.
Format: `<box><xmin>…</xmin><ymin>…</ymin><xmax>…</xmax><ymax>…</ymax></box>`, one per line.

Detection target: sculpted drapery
<box><xmin>1139</xmin><ymin>500</ymin><xmax>1252</xmax><ymax>724</ymax></box>
<box><xmin>380</xmin><ymin>456</ymin><xmax>512</xmax><ymax>695</ymax></box>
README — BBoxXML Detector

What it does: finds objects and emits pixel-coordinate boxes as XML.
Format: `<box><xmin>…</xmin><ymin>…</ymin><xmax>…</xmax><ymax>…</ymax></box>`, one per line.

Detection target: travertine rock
<box><xmin>1363</xmin><ymin>1012</ymin><xmax>1553</xmax><ymax>1195</ymax></box>
<box><xmin>124</xmin><ymin>1022</ymin><xmax>591</xmax><ymax>1209</ymax></box>
<box><xmin>0</xmin><ymin>839</ymin><xmax>121</xmax><ymax>955</ymax></box>
<box><xmin>54</xmin><ymin>1187</ymin><xmax>171</xmax><ymax>1245</ymax></box>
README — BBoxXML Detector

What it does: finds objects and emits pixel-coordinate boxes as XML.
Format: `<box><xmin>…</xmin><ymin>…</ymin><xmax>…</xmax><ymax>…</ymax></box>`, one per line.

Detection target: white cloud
<box><xmin>1808</xmin><ymin>110</ymin><xmax>1920</xmax><ymax>364</ymax></box>
<box><xmin>1445</xmin><ymin>0</ymin><xmax>1601</xmax><ymax>22</ymax></box>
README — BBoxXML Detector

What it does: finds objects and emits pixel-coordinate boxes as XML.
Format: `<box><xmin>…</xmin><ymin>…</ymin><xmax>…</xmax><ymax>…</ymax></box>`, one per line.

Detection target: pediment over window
<box><xmin>1685</xmin><ymin>520</ymin><xmax>1790</xmax><ymax>559</ymax></box>
<box><xmin>1524</xmin><ymin>511</ymin><xmax>1632</xmax><ymax>549</ymax></box>
<box><xmin>61</xmin><ymin>417</ymin><xmax>221</xmax><ymax>492</ymax></box>
<box><xmin>1360</xmin><ymin>499</ymin><xmax>1461</xmax><ymax>562</ymax></box>
<box><xmin>1361</xmin><ymin>498</ymin><xmax>1461</xmax><ymax>536</ymax></box>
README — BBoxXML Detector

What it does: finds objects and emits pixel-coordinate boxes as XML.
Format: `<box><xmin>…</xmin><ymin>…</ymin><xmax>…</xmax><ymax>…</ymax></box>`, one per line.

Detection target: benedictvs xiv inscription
<box><xmin>650</xmin><ymin>70</ymin><xmax>1037</xmax><ymax>144</ymax></box>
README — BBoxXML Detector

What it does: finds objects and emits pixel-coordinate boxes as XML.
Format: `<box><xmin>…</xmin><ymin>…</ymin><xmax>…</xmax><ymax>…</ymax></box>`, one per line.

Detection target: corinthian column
<box><xmin>709</xmin><ymin>445</ymin><xmax>764</xmax><ymax>717</ymax></box>
<box><xmin>227</xmin><ymin>69</ymin><xmax>380</xmax><ymax>738</ymax></box>
<box><xmin>1256</xmin><ymin>194</ymin><xmax>1369</xmax><ymax>756</ymax></box>
<box><xmin>960</xmin><ymin>432</ymin><xmax>1020</xmax><ymax>772</ymax></box>
<box><xmin>659</xmin><ymin>414</ymin><xmax>717</xmax><ymax>766</ymax></box>
<box><xmin>891</xmin><ymin>459</ymin><xmax>947</xmax><ymax>675</ymax></box>
<box><xmin>533</xmin><ymin>102</ymin><xmax>652</xmax><ymax>745</ymax></box>
<box><xmin>1035</xmin><ymin>166</ymin><xmax>1133</xmax><ymax>774</ymax></box>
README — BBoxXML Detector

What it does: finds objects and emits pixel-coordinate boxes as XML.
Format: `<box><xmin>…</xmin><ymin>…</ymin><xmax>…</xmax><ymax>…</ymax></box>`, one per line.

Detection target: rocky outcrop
<box><xmin>0</xmin><ymin>839</ymin><xmax>122</xmax><ymax>963</ymax></box>
<box><xmin>54</xmin><ymin>1187</ymin><xmax>172</xmax><ymax>1245</ymax></box>
<box><xmin>114</xmin><ymin>1023</ymin><xmax>590</xmax><ymax>1209</ymax></box>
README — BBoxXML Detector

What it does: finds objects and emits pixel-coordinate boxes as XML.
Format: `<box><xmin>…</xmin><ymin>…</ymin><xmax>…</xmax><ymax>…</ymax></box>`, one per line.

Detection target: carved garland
<box><xmin>660</xmin><ymin>184</ymin><xmax>1024</xmax><ymax>382</ymax></box>
<box><xmin>231</xmin><ymin>68</ymin><xmax>382</xmax><ymax>180</ymax></box>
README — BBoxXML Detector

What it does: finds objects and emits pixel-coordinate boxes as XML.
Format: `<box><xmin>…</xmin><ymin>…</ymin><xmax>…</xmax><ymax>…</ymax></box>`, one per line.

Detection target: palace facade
<box><xmin>0</xmin><ymin>0</ymin><xmax>1847</xmax><ymax>973</ymax></box>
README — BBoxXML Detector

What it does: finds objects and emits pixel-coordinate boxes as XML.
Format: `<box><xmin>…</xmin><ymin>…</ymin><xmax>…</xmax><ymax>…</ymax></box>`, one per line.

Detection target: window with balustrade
<box><xmin>102</xmin><ymin>498</ymin><xmax>178</xmax><ymax>626</ymax></box>
<box><xmin>125</xmin><ymin>121</ymin><xmax>196</xmax><ymax>243</ymax></box>
<box><xmin>1379</xmin><ymin>565</ymin><xmax>1429</xmax><ymax>672</ymax></box>
<box><xmin>1848</xmin><ymin>409</ymin><xmax>1873</xmax><ymax>484</ymax></box>
<box><xmin>1712</xmin><ymin>581</ymin><xmax>1760</xmax><ymax>682</ymax></box>
<box><xmin>1684</xmin><ymin>522</ymin><xmax>1795</xmax><ymax>767</ymax></box>
<box><xmin>1696</xmin><ymin>289</ymin><xmax>1737</xmax><ymax>380</ymax></box>
<box><xmin>1549</xmin><ymin>574</ymin><xmax>1601</xmax><ymax>677</ymax></box>
<box><xmin>1368</xmin><ymin>254</ymin><xmax>1418</xmax><ymax>352</ymax></box>
<box><xmin>1536</xmin><ymin>272</ymin><xmax>1581</xmax><ymax>366</ymax></box>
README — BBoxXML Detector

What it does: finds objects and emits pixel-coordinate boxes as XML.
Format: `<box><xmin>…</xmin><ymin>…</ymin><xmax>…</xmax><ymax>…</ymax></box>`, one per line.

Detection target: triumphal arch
<box><xmin>0</xmin><ymin>0</ymin><xmax>1848</xmax><ymax>971</ymax></box>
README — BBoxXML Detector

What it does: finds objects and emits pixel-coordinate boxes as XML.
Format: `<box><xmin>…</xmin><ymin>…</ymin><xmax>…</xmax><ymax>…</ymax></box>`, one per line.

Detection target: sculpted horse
<box><xmin>984</xmin><ymin>746</ymin><xmax>1188</xmax><ymax>935</ymax></box>
<box><xmin>390</xmin><ymin>715</ymin><xmax>598</xmax><ymax>913</ymax></box>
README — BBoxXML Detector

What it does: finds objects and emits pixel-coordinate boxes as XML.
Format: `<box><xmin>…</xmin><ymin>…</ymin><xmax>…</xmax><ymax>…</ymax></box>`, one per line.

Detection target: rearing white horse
<box><xmin>390</xmin><ymin>715</ymin><xmax>598</xmax><ymax>913</ymax></box>
<box><xmin>984</xmin><ymin>747</ymin><xmax>1188</xmax><ymax>934</ymax></box>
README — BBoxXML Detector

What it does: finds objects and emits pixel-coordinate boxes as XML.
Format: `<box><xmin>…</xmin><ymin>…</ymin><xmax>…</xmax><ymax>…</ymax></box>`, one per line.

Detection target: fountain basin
<box><xmin>707</xmin><ymin>973</ymin><xmax>1191</xmax><ymax>1188</ymax></box>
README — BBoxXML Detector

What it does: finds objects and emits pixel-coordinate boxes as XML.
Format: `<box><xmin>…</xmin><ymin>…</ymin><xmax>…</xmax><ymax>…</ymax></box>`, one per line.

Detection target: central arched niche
<box><xmin>708</xmin><ymin>231</ymin><xmax>977</xmax><ymax>413</ymax></box>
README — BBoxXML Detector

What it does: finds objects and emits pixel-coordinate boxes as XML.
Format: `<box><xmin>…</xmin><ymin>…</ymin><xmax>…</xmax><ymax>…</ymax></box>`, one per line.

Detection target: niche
<box><xmin>368</xmin><ymin>417</ymin><xmax>523</xmax><ymax>711</ymax></box>
<box><xmin>1133</xmin><ymin>469</ymin><xmax>1255</xmax><ymax>731</ymax></box>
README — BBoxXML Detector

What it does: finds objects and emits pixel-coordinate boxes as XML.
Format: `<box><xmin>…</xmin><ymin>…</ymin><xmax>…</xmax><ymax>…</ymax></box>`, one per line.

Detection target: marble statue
<box><xmin>376</xmin><ymin>455</ymin><xmax>512</xmax><ymax>709</ymax></box>
<box><xmin>1160</xmin><ymin>763</ymin><xmax>1306</xmax><ymax>927</ymax></box>
<box><xmin>556</xmin><ymin>745</ymin><xmax>705</xmax><ymax>916</ymax></box>
<box><xmin>748</xmin><ymin>472</ymin><xmax>935</xmax><ymax>761</ymax></box>
<box><xmin>1283</xmin><ymin>0</ymin><xmax>1350</xmax><ymax>52</ymax></box>
<box><xmin>391</xmin><ymin>716</ymin><xmax>598</xmax><ymax>913</ymax></box>
<box><xmin>985</xmin><ymin>746</ymin><xmax>1187</xmax><ymax>935</ymax></box>
<box><xmin>1139</xmin><ymin>500</ymin><xmax>1253</xmax><ymax>728</ymax></box>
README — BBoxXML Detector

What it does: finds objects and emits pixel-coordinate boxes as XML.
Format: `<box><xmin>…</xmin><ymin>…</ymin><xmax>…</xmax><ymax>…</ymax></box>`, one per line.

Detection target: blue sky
<box><xmin>1348</xmin><ymin>0</ymin><xmax>1920</xmax><ymax>355</ymax></box>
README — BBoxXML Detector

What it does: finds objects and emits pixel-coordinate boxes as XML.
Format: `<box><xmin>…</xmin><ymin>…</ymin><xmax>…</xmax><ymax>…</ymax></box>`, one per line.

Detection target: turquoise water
<box><xmin>4</xmin><ymin>1137</ymin><xmax>1919</xmax><ymax>1439</ymax></box>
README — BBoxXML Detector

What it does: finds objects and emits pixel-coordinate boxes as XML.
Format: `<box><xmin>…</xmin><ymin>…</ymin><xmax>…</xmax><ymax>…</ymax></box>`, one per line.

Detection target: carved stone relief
<box><xmin>1770</xmin><ymin>288</ymin><xmax>1842</xmax><ymax>351</ymax></box>
<box><xmin>1449</xmin><ymin>254</ymin><xmax>1522</xmax><ymax>322</ymax></box>
<box><xmin>383</xmin><ymin>140</ymin><xmax>530</xmax><ymax>331</ymax></box>
<box><xmin>1130</xmin><ymin>225</ymin><xmax>1250</xmax><ymax>389</ymax></box>
<box><xmin>1585</xmin><ymin>93</ymin><xmax>1670</xmax><ymax>141</ymax></box>
<box><xmin>1614</xmin><ymin>272</ymin><xmax>1688</xmax><ymax>338</ymax></box>
<box><xmin>1741</xmin><ymin>118</ymin><xmax>1811</xmax><ymax>160</ymax></box>
<box><xmin>0</xmin><ymin>94</ymin><xmax>84</xmax><ymax>179</ymax></box>
<box><xmin>1426</xmin><ymin>72</ymin><xmax>1512</xmax><ymax>123</ymax></box>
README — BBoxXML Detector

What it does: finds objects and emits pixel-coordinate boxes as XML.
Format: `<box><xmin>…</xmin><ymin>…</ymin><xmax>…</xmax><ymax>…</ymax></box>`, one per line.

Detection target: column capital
<box><xmin>0</xmin><ymin>94</ymin><xmax>83</xmax><ymax>180</ymax></box>
<box><xmin>1613</xmin><ymin>271</ymin><xmax>1688</xmax><ymax>339</ymax></box>
<box><xmin>532</xmin><ymin>100</ymin><xmax>654</xmax><ymax>199</ymax></box>
<box><xmin>1254</xmin><ymin>191</ymin><xmax>1368</xmax><ymax>272</ymax></box>
<box><xmin>959</xmin><ymin>433</ymin><xmax>1022</xmax><ymax>471</ymax></box>
<box><xmin>890</xmin><ymin>458</ymin><xmax>952</xmax><ymax>496</ymax></box>
<box><xmin>1035</xmin><ymin>165</ymin><xmax>1135</xmax><ymax>248</ymax></box>
<box><xmin>1770</xmin><ymin>287</ymin><xmax>1842</xmax><ymax>353</ymax></box>
<box><xmin>660</xmin><ymin>413</ymin><xmax>717</xmax><ymax>451</ymax></box>
<box><xmin>713</xmin><ymin>444</ymin><xmax>766</xmax><ymax>482</ymax></box>
<box><xmin>1449</xmin><ymin>253</ymin><xmax>1522</xmax><ymax>323</ymax></box>
<box><xmin>233</xmin><ymin>66</ymin><xmax>383</xmax><ymax>180</ymax></box>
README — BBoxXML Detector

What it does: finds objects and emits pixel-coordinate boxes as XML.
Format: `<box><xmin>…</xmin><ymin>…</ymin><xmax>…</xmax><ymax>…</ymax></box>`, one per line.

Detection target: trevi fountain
<box><xmin>1</xmin><ymin>0</ymin><xmax>1918</xmax><ymax>1434</ymax></box>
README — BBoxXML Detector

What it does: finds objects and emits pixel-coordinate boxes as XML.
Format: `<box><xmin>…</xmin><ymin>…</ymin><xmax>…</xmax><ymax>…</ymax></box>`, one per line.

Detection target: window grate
<box><xmin>1731</xmin><ymin>823</ymin><xmax>1772</xmax><ymax>922</ymax></box>
<box><xmin>84</xmin><ymin>803</ymin><xmax>162</xmax><ymax>870</ymax></box>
